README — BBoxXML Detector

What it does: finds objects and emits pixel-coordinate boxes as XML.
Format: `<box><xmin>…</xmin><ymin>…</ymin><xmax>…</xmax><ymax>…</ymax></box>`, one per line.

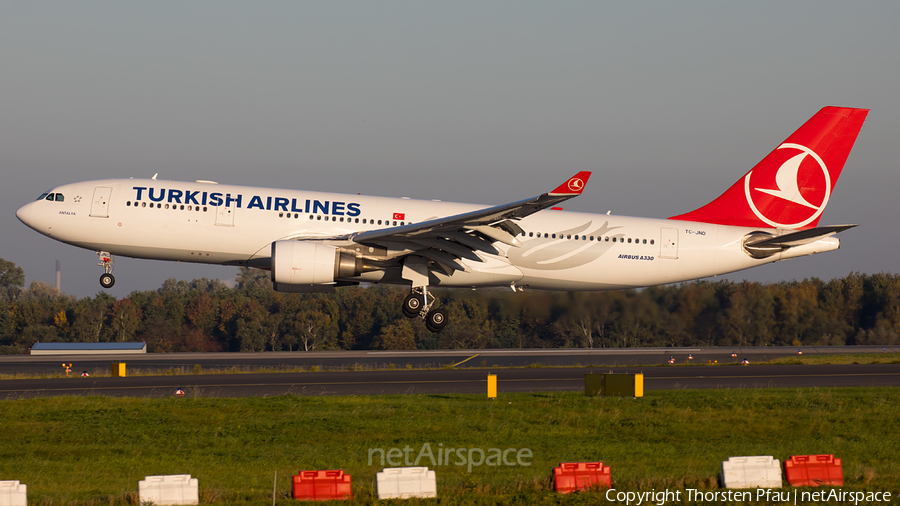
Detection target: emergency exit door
<box><xmin>216</xmin><ymin>202</ymin><xmax>235</xmax><ymax>226</ymax></box>
<box><xmin>659</xmin><ymin>228</ymin><xmax>679</xmax><ymax>259</ymax></box>
<box><xmin>90</xmin><ymin>187</ymin><xmax>112</xmax><ymax>218</ymax></box>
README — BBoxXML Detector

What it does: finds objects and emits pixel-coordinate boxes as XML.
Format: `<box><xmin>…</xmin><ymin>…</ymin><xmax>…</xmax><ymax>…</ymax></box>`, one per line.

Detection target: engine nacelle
<box><xmin>271</xmin><ymin>241</ymin><xmax>364</xmax><ymax>292</ymax></box>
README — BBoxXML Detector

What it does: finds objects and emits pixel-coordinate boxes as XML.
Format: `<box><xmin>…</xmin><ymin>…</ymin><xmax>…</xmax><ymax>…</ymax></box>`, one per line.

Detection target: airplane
<box><xmin>16</xmin><ymin>106</ymin><xmax>868</xmax><ymax>333</ymax></box>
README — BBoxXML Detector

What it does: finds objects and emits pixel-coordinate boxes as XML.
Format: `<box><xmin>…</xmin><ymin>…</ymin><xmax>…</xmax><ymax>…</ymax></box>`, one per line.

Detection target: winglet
<box><xmin>549</xmin><ymin>171</ymin><xmax>592</xmax><ymax>195</ymax></box>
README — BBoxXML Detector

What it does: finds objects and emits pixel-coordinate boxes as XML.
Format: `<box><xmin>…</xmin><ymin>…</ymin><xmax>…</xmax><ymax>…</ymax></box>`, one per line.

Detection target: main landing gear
<box><xmin>97</xmin><ymin>251</ymin><xmax>115</xmax><ymax>288</ymax></box>
<box><xmin>402</xmin><ymin>287</ymin><xmax>448</xmax><ymax>333</ymax></box>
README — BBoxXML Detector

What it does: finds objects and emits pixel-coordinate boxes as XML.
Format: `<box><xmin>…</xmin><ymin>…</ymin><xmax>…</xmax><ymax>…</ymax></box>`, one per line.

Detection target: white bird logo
<box><xmin>567</xmin><ymin>178</ymin><xmax>584</xmax><ymax>192</ymax></box>
<box><xmin>754</xmin><ymin>152</ymin><xmax>819</xmax><ymax>209</ymax></box>
<box><xmin>743</xmin><ymin>143</ymin><xmax>831</xmax><ymax>229</ymax></box>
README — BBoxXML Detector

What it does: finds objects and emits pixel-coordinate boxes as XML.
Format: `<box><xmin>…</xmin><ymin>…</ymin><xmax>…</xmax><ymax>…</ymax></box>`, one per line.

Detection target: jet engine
<box><xmin>270</xmin><ymin>240</ymin><xmax>365</xmax><ymax>291</ymax></box>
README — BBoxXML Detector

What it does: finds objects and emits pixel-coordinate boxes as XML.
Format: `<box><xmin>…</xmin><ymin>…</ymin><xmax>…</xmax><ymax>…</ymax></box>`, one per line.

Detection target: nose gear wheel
<box><xmin>97</xmin><ymin>251</ymin><xmax>115</xmax><ymax>288</ymax></box>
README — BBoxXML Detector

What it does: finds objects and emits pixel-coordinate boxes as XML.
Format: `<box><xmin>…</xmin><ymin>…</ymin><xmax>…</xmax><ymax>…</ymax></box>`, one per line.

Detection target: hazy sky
<box><xmin>2</xmin><ymin>2</ymin><xmax>898</xmax><ymax>298</ymax></box>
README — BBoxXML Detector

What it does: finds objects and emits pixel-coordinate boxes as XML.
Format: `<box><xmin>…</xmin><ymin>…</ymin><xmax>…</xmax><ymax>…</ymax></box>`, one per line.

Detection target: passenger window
<box><xmin>142</xmin><ymin>202</ymin><xmax>147</xmax><ymax>208</ymax></box>
<box><xmin>188</xmin><ymin>205</ymin><xmax>192</xmax><ymax>211</ymax></box>
<box><xmin>127</xmin><ymin>201</ymin><xmax>132</xmax><ymax>206</ymax></box>
<box><xmin>567</xmin><ymin>235</ymin><xmax>571</xmax><ymax>239</ymax></box>
<box><xmin>309</xmin><ymin>215</ymin><xmax>314</xmax><ymax>220</ymax></box>
<box><xmin>612</xmin><ymin>237</ymin><xmax>617</xmax><ymax>242</ymax></box>
<box><xmin>529</xmin><ymin>232</ymin><xmax>533</xmax><ymax>237</ymax></box>
<box><xmin>355</xmin><ymin>218</ymin><xmax>359</xmax><ymax>223</ymax></box>
<box><xmin>393</xmin><ymin>221</ymin><xmax>397</xmax><ymax>226</ymax></box>
<box><xmin>204</xmin><ymin>207</ymin><xmax>208</xmax><ymax>212</ymax></box>
<box><xmin>650</xmin><ymin>239</ymin><xmax>655</xmax><ymax>245</ymax></box>
<box><xmin>628</xmin><ymin>238</ymin><xmax>632</xmax><ymax>243</ymax></box>
<box><xmin>55</xmin><ymin>194</ymin><xmax>64</xmax><ymax>202</ymax></box>
<box><xmin>317</xmin><ymin>215</ymin><xmax>321</xmax><ymax>220</ymax></box>
<box><xmin>378</xmin><ymin>220</ymin><xmax>382</xmax><ymax>225</ymax></box>
<box><xmin>165</xmin><ymin>204</ymin><xmax>170</xmax><ymax>209</ymax></box>
<box><xmin>643</xmin><ymin>239</ymin><xmax>647</xmax><ymax>244</ymax></box>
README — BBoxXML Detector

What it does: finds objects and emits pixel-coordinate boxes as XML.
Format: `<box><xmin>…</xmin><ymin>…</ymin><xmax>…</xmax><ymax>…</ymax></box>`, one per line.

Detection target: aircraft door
<box><xmin>659</xmin><ymin>227</ymin><xmax>678</xmax><ymax>259</ymax></box>
<box><xmin>90</xmin><ymin>187</ymin><xmax>112</xmax><ymax>218</ymax></box>
<box><xmin>215</xmin><ymin>202</ymin><xmax>235</xmax><ymax>226</ymax></box>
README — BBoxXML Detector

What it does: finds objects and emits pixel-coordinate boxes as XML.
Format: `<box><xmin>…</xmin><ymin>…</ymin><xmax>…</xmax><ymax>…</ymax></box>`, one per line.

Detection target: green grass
<box><xmin>1</xmin><ymin>388</ymin><xmax>899</xmax><ymax>505</ymax></box>
<box><xmin>764</xmin><ymin>353</ymin><xmax>900</xmax><ymax>366</ymax></box>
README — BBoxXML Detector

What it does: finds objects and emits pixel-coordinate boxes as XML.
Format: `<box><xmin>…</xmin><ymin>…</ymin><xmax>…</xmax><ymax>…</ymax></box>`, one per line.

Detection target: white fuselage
<box><xmin>16</xmin><ymin>179</ymin><xmax>840</xmax><ymax>290</ymax></box>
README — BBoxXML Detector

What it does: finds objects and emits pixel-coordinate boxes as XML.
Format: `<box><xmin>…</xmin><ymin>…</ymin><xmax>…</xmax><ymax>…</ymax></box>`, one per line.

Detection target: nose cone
<box><xmin>16</xmin><ymin>202</ymin><xmax>35</xmax><ymax>229</ymax></box>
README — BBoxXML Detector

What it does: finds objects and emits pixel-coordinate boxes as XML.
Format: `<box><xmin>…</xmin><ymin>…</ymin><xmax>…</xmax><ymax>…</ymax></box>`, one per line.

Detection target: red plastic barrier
<box><xmin>553</xmin><ymin>462</ymin><xmax>611</xmax><ymax>493</ymax></box>
<box><xmin>292</xmin><ymin>470</ymin><xmax>353</xmax><ymax>501</ymax></box>
<box><xmin>784</xmin><ymin>455</ymin><xmax>844</xmax><ymax>486</ymax></box>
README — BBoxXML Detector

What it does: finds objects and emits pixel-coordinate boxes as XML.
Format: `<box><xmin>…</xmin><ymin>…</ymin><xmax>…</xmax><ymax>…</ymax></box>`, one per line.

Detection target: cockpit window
<box><xmin>36</xmin><ymin>192</ymin><xmax>65</xmax><ymax>202</ymax></box>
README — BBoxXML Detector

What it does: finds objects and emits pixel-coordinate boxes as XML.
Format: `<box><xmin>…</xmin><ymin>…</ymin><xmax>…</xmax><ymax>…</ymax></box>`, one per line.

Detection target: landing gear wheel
<box><xmin>425</xmin><ymin>309</ymin><xmax>448</xmax><ymax>333</ymax></box>
<box><xmin>99</xmin><ymin>273</ymin><xmax>116</xmax><ymax>289</ymax></box>
<box><xmin>402</xmin><ymin>293</ymin><xmax>424</xmax><ymax>318</ymax></box>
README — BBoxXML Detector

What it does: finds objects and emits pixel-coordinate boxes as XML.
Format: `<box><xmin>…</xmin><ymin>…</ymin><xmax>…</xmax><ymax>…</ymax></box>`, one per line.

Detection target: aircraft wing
<box><xmin>348</xmin><ymin>171</ymin><xmax>591</xmax><ymax>273</ymax></box>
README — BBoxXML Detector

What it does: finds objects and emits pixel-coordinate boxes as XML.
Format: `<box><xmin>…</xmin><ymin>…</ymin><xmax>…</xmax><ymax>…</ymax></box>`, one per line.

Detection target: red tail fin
<box><xmin>669</xmin><ymin>107</ymin><xmax>868</xmax><ymax>229</ymax></box>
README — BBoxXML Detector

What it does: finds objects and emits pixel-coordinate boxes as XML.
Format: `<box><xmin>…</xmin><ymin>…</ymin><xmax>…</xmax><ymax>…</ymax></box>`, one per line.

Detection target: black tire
<box><xmin>402</xmin><ymin>293</ymin><xmax>424</xmax><ymax>318</ymax></box>
<box><xmin>99</xmin><ymin>273</ymin><xmax>115</xmax><ymax>289</ymax></box>
<box><xmin>425</xmin><ymin>309</ymin><xmax>448</xmax><ymax>333</ymax></box>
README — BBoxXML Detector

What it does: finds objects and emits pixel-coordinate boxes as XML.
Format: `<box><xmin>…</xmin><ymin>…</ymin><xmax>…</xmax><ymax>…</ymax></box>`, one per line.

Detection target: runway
<box><xmin>1</xmin><ymin>361</ymin><xmax>898</xmax><ymax>399</ymax></box>
<box><xmin>4</xmin><ymin>345</ymin><xmax>898</xmax><ymax>375</ymax></box>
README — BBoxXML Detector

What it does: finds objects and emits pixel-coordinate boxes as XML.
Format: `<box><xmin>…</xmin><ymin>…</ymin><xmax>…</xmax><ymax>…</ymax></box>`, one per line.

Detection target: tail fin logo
<box><xmin>567</xmin><ymin>177</ymin><xmax>584</xmax><ymax>192</ymax></box>
<box><xmin>743</xmin><ymin>142</ymin><xmax>831</xmax><ymax>228</ymax></box>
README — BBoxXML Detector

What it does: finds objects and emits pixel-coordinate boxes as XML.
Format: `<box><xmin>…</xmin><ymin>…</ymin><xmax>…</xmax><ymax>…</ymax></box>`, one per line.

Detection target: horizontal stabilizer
<box><xmin>744</xmin><ymin>224</ymin><xmax>856</xmax><ymax>258</ymax></box>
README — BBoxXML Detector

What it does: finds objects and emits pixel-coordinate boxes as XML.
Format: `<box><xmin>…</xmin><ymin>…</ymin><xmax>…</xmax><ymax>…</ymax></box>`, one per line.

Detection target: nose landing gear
<box><xmin>402</xmin><ymin>286</ymin><xmax>448</xmax><ymax>333</ymax></box>
<box><xmin>98</xmin><ymin>251</ymin><xmax>115</xmax><ymax>288</ymax></box>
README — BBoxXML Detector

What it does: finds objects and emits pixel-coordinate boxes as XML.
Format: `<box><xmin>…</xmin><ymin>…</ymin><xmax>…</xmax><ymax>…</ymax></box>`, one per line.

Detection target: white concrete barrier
<box><xmin>376</xmin><ymin>467</ymin><xmax>437</xmax><ymax>499</ymax></box>
<box><xmin>0</xmin><ymin>481</ymin><xmax>27</xmax><ymax>506</ymax></box>
<box><xmin>722</xmin><ymin>456</ymin><xmax>782</xmax><ymax>489</ymax></box>
<box><xmin>138</xmin><ymin>475</ymin><xmax>199</xmax><ymax>505</ymax></box>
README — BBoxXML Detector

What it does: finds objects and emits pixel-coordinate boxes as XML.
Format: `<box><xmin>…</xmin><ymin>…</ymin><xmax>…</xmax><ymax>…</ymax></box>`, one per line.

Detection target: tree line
<box><xmin>1</xmin><ymin>258</ymin><xmax>898</xmax><ymax>354</ymax></box>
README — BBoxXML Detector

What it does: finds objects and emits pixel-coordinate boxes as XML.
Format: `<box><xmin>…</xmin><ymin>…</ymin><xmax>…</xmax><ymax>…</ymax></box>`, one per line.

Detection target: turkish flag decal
<box><xmin>393</xmin><ymin>212</ymin><xmax>405</xmax><ymax>220</ymax></box>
